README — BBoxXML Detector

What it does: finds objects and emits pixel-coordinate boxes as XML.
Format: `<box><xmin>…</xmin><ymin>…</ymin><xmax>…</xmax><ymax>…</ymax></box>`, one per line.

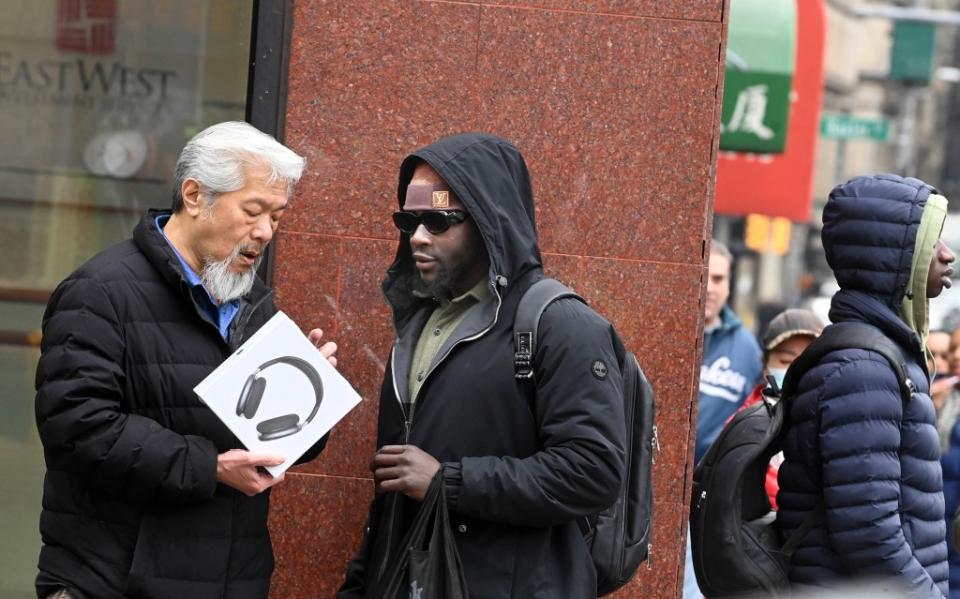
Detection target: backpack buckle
<box><xmin>760</xmin><ymin>374</ymin><xmax>781</xmax><ymax>415</ymax></box>
<box><xmin>906</xmin><ymin>377</ymin><xmax>917</xmax><ymax>396</ymax></box>
<box><xmin>515</xmin><ymin>331</ymin><xmax>533</xmax><ymax>379</ymax></box>
<box><xmin>762</xmin><ymin>374</ymin><xmax>782</xmax><ymax>399</ymax></box>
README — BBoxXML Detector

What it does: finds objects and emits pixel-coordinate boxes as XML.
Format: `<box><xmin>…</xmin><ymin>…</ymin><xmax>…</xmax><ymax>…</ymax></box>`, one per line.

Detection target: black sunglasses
<box><xmin>392</xmin><ymin>210</ymin><xmax>468</xmax><ymax>235</ymax></box>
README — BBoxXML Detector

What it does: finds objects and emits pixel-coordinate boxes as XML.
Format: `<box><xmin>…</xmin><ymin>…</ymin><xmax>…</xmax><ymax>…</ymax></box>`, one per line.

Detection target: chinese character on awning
<box><xmin>720</xmin><ymin>0</ymin><xmax>796</xmax><ymax>154</ymax></box>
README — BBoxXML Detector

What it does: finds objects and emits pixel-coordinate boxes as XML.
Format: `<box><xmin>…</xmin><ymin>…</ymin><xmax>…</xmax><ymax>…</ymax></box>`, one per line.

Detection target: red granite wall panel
<box><xmin>599</xmin><ymin>0</ymin><xmax>723</xmax><ymax>21</ymax></box>
<box><xmin>286</xmin><ymin>236</ymin><xmax>397</xmax><ymax>479</ymax></box>
<box><xmin>268</xmin><ymin>475</ymin><xmax>371</xmax><ymax>599</ymax></box>
<box><xmin>541</xmin><ymin>252</ymin><xmax>583</xmax><ymax>289</ymax></box>
<box><xmin>282</xmin><ymin>0</ymin><xmax>483</xmax><ymax>239</ymax></box>
<box><xmin>449</xmin><ymin>0</ymin><xmax>723</xmax><ymax>22</ymax></box>
<box><xmin>628</xmin><ymin>499</ymin><xmax>686</xmax><ymax>598</ymax></box>
<box><xmin>475</xmin><ymin>5</ymin><xmax>721</xmax><ymax>264</ymax></box>
<box><xmin>272</xmin><ymin>232</ymin><xmax>340</xmax><ymax>340</ymax></box>
<box><xmin>270</xmin><ymin>0</ymin><xmax>727</xmax><ymax>596</ymax></box>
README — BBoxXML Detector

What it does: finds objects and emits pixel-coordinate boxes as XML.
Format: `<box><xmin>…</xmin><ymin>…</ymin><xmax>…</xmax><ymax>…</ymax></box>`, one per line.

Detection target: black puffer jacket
<box><xmin>34</xmin><ymin>210</ymin><xmax>323</xmax><ymax>599</ymax></box>
<box><xmin>339</xmin><ymin>134</ymin><xmax>627</xmax><ymax>599</ymax></box>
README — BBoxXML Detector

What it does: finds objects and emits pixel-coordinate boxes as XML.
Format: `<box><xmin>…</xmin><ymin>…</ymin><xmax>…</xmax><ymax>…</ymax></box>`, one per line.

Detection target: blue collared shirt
<box><xmin>155</xmin><ymin>214</ymin><xmax>240</xmax><ymax>341</ymax></box>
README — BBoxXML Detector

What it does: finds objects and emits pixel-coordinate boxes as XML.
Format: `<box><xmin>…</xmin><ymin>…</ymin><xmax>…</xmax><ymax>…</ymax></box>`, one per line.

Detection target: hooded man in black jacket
<box><xmin>34</xmin><ymin>121</ymin><xmax>336</xmax><ymax>599</ymax></box>
<box><xmin>338</xmin><ymin>133</ymin><xmax>627</xmax><ymax>598</ymax></box>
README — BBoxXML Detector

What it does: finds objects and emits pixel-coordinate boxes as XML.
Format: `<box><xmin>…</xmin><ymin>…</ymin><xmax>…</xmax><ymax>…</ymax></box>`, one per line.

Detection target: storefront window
<box><xmin>0</xmin><ymin>1</ymin><xmax>253</xmax><ymax>595</ymax></box>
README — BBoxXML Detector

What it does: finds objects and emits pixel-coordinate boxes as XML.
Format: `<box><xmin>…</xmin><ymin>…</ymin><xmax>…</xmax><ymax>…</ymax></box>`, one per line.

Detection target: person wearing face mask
<box><xmin>759</xmin><ymin>309</ymin><xmax>826</xmax><ymax>393</ymax></box>
<box><xmin>730</xmin><ymin>308</ymin><xmax>823</xmax><ymax>510</ymax></box>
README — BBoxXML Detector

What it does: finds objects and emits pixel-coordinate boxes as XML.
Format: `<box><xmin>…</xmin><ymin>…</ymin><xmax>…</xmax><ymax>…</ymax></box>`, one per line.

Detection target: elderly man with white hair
<box><xmin>34</xmin><ymin>122</ymin><xmax>336</xmax><ymax>599</ymax></box>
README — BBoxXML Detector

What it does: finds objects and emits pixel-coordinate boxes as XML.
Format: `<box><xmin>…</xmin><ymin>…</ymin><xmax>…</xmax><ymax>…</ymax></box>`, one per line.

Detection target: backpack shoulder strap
<box><xmin>513</xmin><ymin>278</ymin><xmax>585</xmax><ymax>379</ymax></box>
<box><xmin>780</xmin><ymin>321</ymin><xmax>914</xmax><ymax>404</ymax></box>
<box><xmin>779</xmin><ymin>505</ymin><xmax>824</xmax><ymax>557</ymax></box>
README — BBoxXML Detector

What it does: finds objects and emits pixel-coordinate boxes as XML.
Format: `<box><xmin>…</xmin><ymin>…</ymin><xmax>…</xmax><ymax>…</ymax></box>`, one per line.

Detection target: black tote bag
<box><xmin>372</xmin><ymin>472</ymin><xmax>470</xmax><ymax>599</ymax></box>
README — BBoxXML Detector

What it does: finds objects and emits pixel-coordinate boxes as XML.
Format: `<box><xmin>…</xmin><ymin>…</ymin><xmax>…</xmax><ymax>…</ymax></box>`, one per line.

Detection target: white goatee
<box><xmin>200</xmin><ymin>243</ymin><xmax>263</xmax><ymax>303</ymax></box>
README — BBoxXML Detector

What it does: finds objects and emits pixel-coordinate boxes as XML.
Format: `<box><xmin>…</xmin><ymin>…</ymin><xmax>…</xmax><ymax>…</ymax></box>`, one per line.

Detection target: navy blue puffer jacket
<box><xmin>776</xmin><ymin>174</ymin><xmax>949</xmax><ymax>596</ymax></box>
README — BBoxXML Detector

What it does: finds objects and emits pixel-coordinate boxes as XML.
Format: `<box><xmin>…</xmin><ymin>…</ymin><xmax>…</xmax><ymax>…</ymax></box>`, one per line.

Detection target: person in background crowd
<box><xmin>940</xmin><ymin>414</ymin><xmax>960</xmax><ymax>599</ymax></box>
<box><xmin>937</xmin><ymin>329</ymin><xmax>960</xmax><ymax>452</ymax></box>
<box><xmin>941</xmin><ymin>329</ymin><xmax>960</xmax><ymax>599</ymax></box>
<box><xmin>943</xmin><ymin>326</ymin><xmax>960</xmax><ymax>599</ymax></box>
<box><xmin>684</xmin><ymin>240</ymin><xmax>763</xmax><ymax>599</ymax></box>
<box><xmin>695</xmin><ymin>240</ymin><xmax>763</xmax><ymax>464</ymax></box>
<box><xmin>33</xmin><ymin>122</ymin><xmax>337</xmax><ymax>599</ymax></box>
<box><xmin>930</xmin><ymin>330</ymin><xmax>952</xmax><ymax>377</ymax></box>
<box><xmin>733</xmin><ymin>308</ymin><xmax>823</xmax><ymax>510</ymax></box>
<box><xmin>930</xmin><ymin>329</ymin><xmax>952</xmax><ymax>412</ymax></box>
<box><xmin>776</xmin><ymin>174</ymin><xmax>952</xmax><ymax>596</ymax></box>
<box><xmin>953</xmin><ymin>328</ymin><xmax>960</xmax><ymax>376</ymax></box>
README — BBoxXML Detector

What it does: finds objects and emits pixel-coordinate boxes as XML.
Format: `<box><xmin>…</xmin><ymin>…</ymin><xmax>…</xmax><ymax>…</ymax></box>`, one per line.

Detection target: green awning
<box><xmin>720</xmin><ymin>0</ymin><xmax>797</xmax><ymax>154</ymax></box>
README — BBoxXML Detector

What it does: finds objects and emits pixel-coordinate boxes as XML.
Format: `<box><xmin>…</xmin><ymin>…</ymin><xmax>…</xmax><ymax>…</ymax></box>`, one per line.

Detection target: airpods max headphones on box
<box><xmin>236</xmin><ymin>356</ymin><xmax>323</xmax><ymax>441</ymax></box>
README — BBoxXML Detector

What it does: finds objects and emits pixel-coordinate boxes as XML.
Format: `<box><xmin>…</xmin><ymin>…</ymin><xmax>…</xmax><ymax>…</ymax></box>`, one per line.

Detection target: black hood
<box><xmin>382</xmin><ymin>133</ymin><xmax>543</xmax><ymax>319</ymax></box>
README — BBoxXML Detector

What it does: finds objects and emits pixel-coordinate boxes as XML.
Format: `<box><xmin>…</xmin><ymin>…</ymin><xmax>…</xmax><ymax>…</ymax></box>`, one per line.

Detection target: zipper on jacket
<box><xmin>697</xmin><ymin>490</ymin><xmax>706</xmax><ymax>509</ymax></box>
<box><xmin>389</xmin><ymin>350</ymin><xmax>415</xmax><ymax>444</ymax></box>
<box><xmin>651</xmin><ymin>425</ymin><xmax>660</xmax><ymax>464</ymax></box>
<box><xmin>403</xmin><ymin>412</ymin><xmax>414</xmax><ymax>444</ymax></box>
<box><xmin>645</xmin><ymin>425</ymin><xmax>660</xmax><ymax>570</ymax></box>
<box><xmin>376</xmin><ymin>349</ymin><xmax>407</xmax><ymax>586</ymax></box>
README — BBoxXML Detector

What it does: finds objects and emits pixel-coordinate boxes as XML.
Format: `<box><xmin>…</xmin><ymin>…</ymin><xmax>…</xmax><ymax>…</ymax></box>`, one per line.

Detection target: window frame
<box><xmin>247</xmin><ymin>0</ymin><xmax>295</xmax><ymax>287</ymax></box>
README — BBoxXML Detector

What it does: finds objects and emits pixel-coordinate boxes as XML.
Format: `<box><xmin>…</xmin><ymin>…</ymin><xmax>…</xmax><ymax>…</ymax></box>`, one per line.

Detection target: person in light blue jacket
<box><xmin>685</xmin><ymin>240</ymin><xmax>762</xmax><ymax>599</ymax></box>
<box><xmin>695</xmin><ymin>241</ymin><xmax>762</xmax><ymax>465</ymax></box>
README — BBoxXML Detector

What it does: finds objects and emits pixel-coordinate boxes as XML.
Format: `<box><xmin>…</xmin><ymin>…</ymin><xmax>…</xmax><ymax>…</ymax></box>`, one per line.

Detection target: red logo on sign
<box><xmin>56</xmin><ymin>0</ymin><xmax>117</xmax><ymax>55</ymax></box>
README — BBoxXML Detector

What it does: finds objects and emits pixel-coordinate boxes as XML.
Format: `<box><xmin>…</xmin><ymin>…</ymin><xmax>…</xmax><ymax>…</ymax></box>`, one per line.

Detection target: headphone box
<box><xmin>194</xmin><ymin>310</ymin><xmax>362</xmax><ymax>476</ymax></box>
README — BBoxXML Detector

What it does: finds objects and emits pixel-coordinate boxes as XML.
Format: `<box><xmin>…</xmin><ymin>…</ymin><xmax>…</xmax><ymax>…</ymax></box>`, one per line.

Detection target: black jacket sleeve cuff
<box><xmin>442</xmin><ymin>462</ymin><xmax>462</xmax><ymax>509</ymax></box>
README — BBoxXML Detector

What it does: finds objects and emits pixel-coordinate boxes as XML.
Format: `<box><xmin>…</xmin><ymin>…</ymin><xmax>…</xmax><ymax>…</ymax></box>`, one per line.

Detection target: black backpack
<box><xmin>689</xmin><ymin>322</ymin><xmax>914</xmax><ymax>597</ymax></box>
<box><xmin>513</xmin><ymin>278</ymin><xmax>658</xmax><ymax>596</ymax></box>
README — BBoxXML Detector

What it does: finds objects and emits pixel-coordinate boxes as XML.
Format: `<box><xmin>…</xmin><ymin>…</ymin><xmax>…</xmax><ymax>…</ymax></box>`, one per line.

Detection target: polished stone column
<box><xmin>270</xmin><ymin>1</ymin><xmax>726</xmax><ymax>596</ymax></box>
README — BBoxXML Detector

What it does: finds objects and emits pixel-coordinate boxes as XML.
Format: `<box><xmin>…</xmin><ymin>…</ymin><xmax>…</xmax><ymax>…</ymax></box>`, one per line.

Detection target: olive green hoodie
<box><xmin>900</xmin><ymin>193</ymin><xmax>948</xmax><ymax>356</ymax></box>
